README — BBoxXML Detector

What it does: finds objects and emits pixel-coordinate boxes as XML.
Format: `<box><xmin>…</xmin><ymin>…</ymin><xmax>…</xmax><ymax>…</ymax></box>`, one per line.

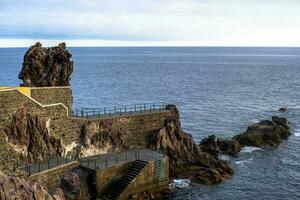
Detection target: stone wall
<box><xmin>30</xmin><ymin>87</ymin><xmax>73</xmax><ymax>113</ymax></box>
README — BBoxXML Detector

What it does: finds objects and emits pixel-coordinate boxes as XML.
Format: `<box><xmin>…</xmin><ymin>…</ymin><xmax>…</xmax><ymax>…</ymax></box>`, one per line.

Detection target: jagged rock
<box><xmin>19</xmin><ymin>42</ymin><xmax>73</xmax><ymax>87</ymax></box>
<box><xmin>60</xmin><ymin>172</ymin><xmax>90</xmax><ymax>200</ymax></box>
<box><xmin>233</xmin><ymin>116</ymin><xmax>291</xmax><ymax>147</ymax></box>
<box><xmin>152</xmin><ymin>105</ymin><xmax>233</xmax><ymax>184</ymax></box>
<box><xmin>278</xmin><ymin>107</ymin><xmax>288</xmax><ymax>112</ymax></box>
<box><xmin>4</xmin><ymin>106</ymin><xmax>64</xmax><ymax>162</ymax></box>
<box><xmin>199</xmin><ymin>135</ymin><xmax>219</xmax><ymax>157</ymax></box>
<box><xmin>217</xmin><ymin>138</ymin><xmax>241</xmax><ymax>156</ymax></box>
<box><xmin>80</xmin><ymin>121</ymin><xmax>124</xmax><ymax>156</ymax></box>
<box><xmin>0</xmin><ymin>171</ymin><xmax>65</xmax><ymax>200</ymax></box>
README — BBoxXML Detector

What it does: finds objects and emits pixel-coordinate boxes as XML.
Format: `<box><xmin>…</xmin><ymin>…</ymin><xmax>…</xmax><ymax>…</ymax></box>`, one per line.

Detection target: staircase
<box><xmin>102</xmin><ymin>160</ymin><xmax>148</xmax><ymax>200</ymax></box>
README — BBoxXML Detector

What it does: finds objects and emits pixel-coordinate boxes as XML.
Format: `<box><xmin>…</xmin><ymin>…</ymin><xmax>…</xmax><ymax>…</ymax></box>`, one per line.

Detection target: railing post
<box><xmin>56</xmin><ymin>156</ymin><xmax>59</xmax><ymax>166</ymax></box>
<box><xmin>65</xmin><ymin>156</ymin><xmax>67</xmax><ymax>164</ymax></box>
<box><xmin>125</xmin><ymin>154</ymin><xmax>128</xmax><ymax>163</ymax></box>
<box><xmin>28</xmin><ymin>164</ymin><xmax>31</xmax><ymax>176</ymax></box>
<box><xmin>94</xmin><ymin>160</ymin><xmax>96</xmax><ymax>170</ymax></box>
<box><xmin>105</xmin><ymin>159</ymin><xmax>108</xmax><ymax>168</ymax></box>
<box><xmin>38</xmin><ymin>162</ymin><xmax>41</xmax><ymax>172</ymax></box>
<box><xmin>48</xmin><ymin>159</ymin><xmax>50</xmax><ymax>169</ymax></box>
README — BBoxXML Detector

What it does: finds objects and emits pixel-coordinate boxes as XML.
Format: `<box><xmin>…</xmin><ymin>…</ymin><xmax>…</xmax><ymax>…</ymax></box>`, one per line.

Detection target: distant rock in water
<box><xmin>19</xmin><ymin>42</ymin><xmax>73</xmax><ymax>87</ymax></box>
<box><xmin>279</xmin><ymin>107</ymin><xmax>288</xmax><ymax>112</ymax></box>
<box><xmin>217</xmin><ymin>138</ymin><xmax>241</xmax><ymax>156</ymax></box>
<box><xmin>233</xmin><ymin>116</ymin><xmax>291</xmax><ymax>147</ymax></box>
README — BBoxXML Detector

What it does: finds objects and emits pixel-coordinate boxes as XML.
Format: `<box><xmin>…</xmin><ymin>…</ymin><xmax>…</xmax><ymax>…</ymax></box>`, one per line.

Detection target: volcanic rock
<box><xmin>80</xmin><ymin>121</ymin><xmax>124</xmax><ymax>156</ymax></box>
<box><xmin>60</xmin><ymin>172</ymin><xmax>90</xmax><ymax>200</ymax></box>
<box><xmin>233</xmin><ymin>116</ymin><xmax>291</xmax><ymax>147</ymax></box>
<box><xmin>217</xmin><ymin>138</ymin><xmax>241</xmax><ymax>156</ymax></box>
<box><xmin>152</xmin><ymin>105</ymin><xmax>233</xmax><ymax>184</ymax></box>
<box><xmin>19</xmin><ymin>42</ymin><xmax>73</xmax><ymax>87</ymax></box>
<box><xmin>199</xmin><ymin>135</ymin><xmax>219</xmax><ymax>157</ymax></box>
<box><xmin>4</xmin><ymin>106</ymin><xmax>64</xmax><ymax>162</ymax></box>
<box><xmin>0</xmin><ymin>171</ymin><xmax>65</xmax><ymax>200</ymax></box>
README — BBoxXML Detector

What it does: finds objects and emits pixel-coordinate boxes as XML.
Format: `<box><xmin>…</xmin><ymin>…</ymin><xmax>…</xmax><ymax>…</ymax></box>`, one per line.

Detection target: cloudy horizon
<box><xmin>1</xmin><ymin>0</ymin><xmax>300</xmax><ymax>47</ymax></box>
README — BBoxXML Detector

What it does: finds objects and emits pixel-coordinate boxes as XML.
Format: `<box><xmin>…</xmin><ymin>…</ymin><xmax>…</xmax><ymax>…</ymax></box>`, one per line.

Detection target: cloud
<box><xmin>0</xmin><ymin>0</ymin><xmax>300</xmax><ymax>46</ymax></box>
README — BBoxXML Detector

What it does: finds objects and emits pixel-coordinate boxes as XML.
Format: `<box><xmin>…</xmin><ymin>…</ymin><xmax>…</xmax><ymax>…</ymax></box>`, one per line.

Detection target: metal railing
<box><xmin>23</xmin><ymin>155</ymin><xmax>77</xmax><ymax>176</ymax></box>
<box><xmin>72</xmin><ymin>102</ymin><xmax>166</xmax><ymax>119</ymax></box>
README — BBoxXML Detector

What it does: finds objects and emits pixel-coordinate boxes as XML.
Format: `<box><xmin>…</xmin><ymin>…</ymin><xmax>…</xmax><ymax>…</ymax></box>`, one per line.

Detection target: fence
<box><xmin>72</xmin><ymin>102</ymin><xmax>166</xmax><ymax>119</ymax></box>
<box><xmin>80</xmin><ymin>149</ymin><xmax>163</xmax><ymax>170</ymax></box>
<box><xmin>22</xmin><ymin>149</ymin><xmax>164</xmax><ymax>175</ymax></box>
<box><xmin>23</xmin><ymin>155</ymin><xmax>77</xmax><ymax>176</ymax></box>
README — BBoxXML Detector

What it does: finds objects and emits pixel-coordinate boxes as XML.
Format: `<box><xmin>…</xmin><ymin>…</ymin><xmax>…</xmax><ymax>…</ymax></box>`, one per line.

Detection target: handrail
<box><xmin>72</xmin><ymin>102</ymin><xmax>166</xmax><ymax>119</ymax></box>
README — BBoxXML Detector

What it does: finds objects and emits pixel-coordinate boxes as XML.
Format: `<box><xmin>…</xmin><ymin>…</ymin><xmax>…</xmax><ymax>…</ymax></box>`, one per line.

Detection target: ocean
<box><xmin>1</xmin><ymin>47</ymin><xmax>300</xmax><ymax>199</ymax></box>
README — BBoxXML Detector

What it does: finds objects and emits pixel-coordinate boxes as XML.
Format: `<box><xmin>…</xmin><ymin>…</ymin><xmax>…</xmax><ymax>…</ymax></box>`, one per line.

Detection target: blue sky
<box><xmin>0</xmin><ymin>0</ymin><xmax>300</xmax><ymax>47</ymax></box>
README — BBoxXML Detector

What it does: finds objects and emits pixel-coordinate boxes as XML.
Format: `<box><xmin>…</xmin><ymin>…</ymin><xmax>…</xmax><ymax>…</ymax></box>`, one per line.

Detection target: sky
<box><xmin>0</xmin><ymin>0</ymin><xmax>300</xmax><ymax>47</ymax></box>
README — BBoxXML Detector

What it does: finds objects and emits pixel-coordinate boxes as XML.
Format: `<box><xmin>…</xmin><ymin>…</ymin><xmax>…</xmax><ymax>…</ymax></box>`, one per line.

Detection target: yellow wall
<box><xmin>0</xmin><ymin>86</ymin><xmax>31</xmax><ymax>97</ymax></box>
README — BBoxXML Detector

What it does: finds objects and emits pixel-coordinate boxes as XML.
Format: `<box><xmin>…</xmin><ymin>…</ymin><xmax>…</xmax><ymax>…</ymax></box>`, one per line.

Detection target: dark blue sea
<box><xmin>1</xmin><ymin>47</ymin><xmax>300</xmax><ymax>200</ymax></box>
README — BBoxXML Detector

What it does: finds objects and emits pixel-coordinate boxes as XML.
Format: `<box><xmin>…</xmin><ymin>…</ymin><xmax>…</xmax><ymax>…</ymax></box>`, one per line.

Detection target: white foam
<box><xmin>219</xmin><ymin>154</ymin><xmax>231</xmax><ymax>161</ymax></box>
<box><xmin>235</xmin><ymin>157</ymin><xmax>253</xmax><ymax>165</ymax></box>
<box><xmin>170</xmin><ymin>179</ymin><xmax>191</xmax><ymax>188</ymax></box>
<box><xmin>240</xmin><ymin>146</ymin><xmax>262</xmax><ymax>153</ymax></box>
<box><xmin>294</xmin><ymin>130</ymin><xmax>300</xmax><ymax>137</ymax></box>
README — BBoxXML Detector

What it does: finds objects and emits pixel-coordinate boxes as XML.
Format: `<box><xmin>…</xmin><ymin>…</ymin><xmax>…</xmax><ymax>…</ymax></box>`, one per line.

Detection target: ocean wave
<box><xmin>170</xmin><ymin>179</ymin><xmax>191</xmax><ymax>188</ymax></box>
<box><xmin>235</xmin><ymin>157</ymin><xmax>254</xmax><ymax>165</ymax></box>
<box><xmin>219</xmin><ymin>154</ymin><xmax>231</xmax><ymax>161</ymax></box>
<box><xmin>240</xmin><ymin>146</ymin><xmax>262</xmax><ymax>153</ymax></box>
<box><xmin>294</xmin><ymin>129</ymin><xmax>300</xmax><ymax>137</ymax></box>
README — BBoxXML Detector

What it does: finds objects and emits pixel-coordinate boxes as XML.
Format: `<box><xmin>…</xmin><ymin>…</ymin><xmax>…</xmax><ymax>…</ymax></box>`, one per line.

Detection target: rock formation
<box><xmin>233</xmin><ymin>116</ymin><xmax>291</xmax><ymax>147</ymax></box>
<box><xmin>19</xmin><ymin>42</ymin><xmax>73</xmax><ymax>87</ymax></box>
<box><xmin>4</xmin><ymin>106</ymin><xmax>64</xmax><ymax>162</ymax></box>
<box><xmin>0</xmin><ymin>171</ymin><xmax>65</xmax><ymax>200</ymax></box>
<box><xmin>152</xmin><ymin>105</ymin><xmax>234</xmax><ymax>184</ymax></box>
<box><xmin>60</xmin><ymin>172</ymin><xmax>91</xmax><ymax>200</ymax></box>
<box><xmin>217</xmin><ymin>138</ymin><xmax>241</xmax><ymax>156</ymax></box>
<box><xmin>79</xmin><ymin>121</ymin><xmax>124</xmax><ymax>157</ymax></box>
<box><xmin>278</xmin><ymin>107</ymin><xmax>288</xmax><ymax>112</ymax></box>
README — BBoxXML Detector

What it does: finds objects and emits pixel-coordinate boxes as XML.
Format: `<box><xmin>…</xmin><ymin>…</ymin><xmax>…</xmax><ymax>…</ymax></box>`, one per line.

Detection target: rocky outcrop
<box><xmin>79</xmin><ymin>121</ymin><xmax>124</xmax><ymax>157</ymax></box>
<box><xmin>19</xmin><ymin>42</ymin><xmax>73</xmax><ymax>87</ymax></box>
<box><xmin>0</xmin><ymin>171</ymin><xmax>65</xmax><ymax>200</ymax></box>
<box><xmin>233</xmin><ymin>116</ymin><xmax>291</xmax><ymax>147</ymax></box>
<box><xmin>60</xmin><ymin>172</ymin><xmax>90</xmax><ymax>200</ymax></box>
<box><xmin>152</xmin><ymin>105</ymin><xmax>233</xmax><ymax>184</ymax></box>
<box><xmin>217</xmin><ymin>138</ymin><xmax>241</xmax><ymax>156</ymax></box>
<box><xmin>4</xmin><ymin>106</ymin><xmax>64</xmax><ymax>162</ymax></box>
<box><xmin>199</xmin><ymin>135</ymin><xmax>219</xmax><ymax>157</ymax></box>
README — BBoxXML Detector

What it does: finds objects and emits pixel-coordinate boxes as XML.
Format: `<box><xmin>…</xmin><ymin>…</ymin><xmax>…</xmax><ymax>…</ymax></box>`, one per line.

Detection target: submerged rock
<box><xmin>4</xmin><ymin>106</ymin><xmax>64</xmax><ymax>162</ymax></box>
<box><xmin>19</xmin><ymin>42</ymin><xmax>73</xmax><ymax>87</ymax></box>
<box><xmin>233</xmin><ymin>116</ymin><xmax>291</xmax><ymax>147</ymax></box>
<box><xmin>152</xmin><ymin>105</ymin><xmax>233</xmax><ymax>185</ymax></box>
<box><xmin>0</xmin><ymin>171</ymin><xmax>65</xmax><ymax>200</ymax></box>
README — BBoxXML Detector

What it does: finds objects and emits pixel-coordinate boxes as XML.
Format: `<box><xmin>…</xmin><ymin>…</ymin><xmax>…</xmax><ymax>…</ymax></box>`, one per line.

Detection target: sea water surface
<box><xmin>1</xmin><ymin>47</ymin><xmax>300</xmax><ymax>200</ymax></box>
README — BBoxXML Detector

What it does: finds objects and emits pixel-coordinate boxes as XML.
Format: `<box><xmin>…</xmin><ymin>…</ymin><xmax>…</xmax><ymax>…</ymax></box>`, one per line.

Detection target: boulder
<box><xmin>0</xmin><ymin>171</ymin><xmax>65</xmax><ymax>200</ymax></box>
<box><xmin>60</xmin><ymin>172</ymin><xmax>90</xmax><ymax>200</ymax></box>
<box><xmin>4</xmin><ymin>106</ymin><xmax>64</xmax><ymax>162</ymax></box>
<box><xmin>233</xmin><ymin>116</ymin><xmax>291</xmax><ymax>147</ymax></box>
<box><xmin>217</xmin><ymin>138</ymin><xmax>241</xmax><ymax>156</ymax></box>
<box><xmin>199</xmin><ymin>135</ymin><xmax>219</xmax><ymax>157</ymax></box>
<box><xmin>19</xmin><ymin>42</ymin><xmax>73</xmax><ymax>87</ymax></box>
